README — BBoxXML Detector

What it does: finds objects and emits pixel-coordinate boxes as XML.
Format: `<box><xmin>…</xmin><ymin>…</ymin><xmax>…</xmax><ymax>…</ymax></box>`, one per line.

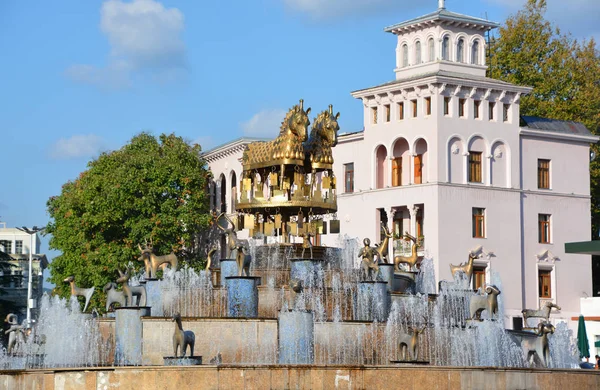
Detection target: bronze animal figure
<box><xmin>103</xmin><ymin>282</ymin><xmax>126</xmax><ymax>312</ymax></box>
<box><xmin>449</xmin><ymin>253</ymin><xmax>477</xmax><ymax>284</ymax></box>
<box><xmin>137</xmin><ymin>240</ymin><xmax>178</xmax><ymax>279</ymax></box>
<box><xmin>300</xmin><ymin>231</ymin><xmax>314</xmax><ymax>259</ymax></box>
<box><xmin>469</xmin><ymin>285</ymin><xmax>501</xmax><ymax>321</ymax></box>
<box><xmin>393</xmin><ymin>232</ymin><xmax>420</xmax><ymax>272</ymax></box>
<box><xmin>521</xmin><ymin>322</ymin><xmax>555</xmax><ymax>367</ymax></box>
<box><xmin>398</xmin><ymin>324</ymin><xmax>426</xmax><ymax>361</ymax></box>
<box><xmin>116</xmin><ymin>269</ymin><xmax>147</xmax><ymax>307</ymax></box>
<box><xmin>522</xmin><ymin>301</ymin><xmax>561</xmax><ymax>326</ymax></box>
<box><xmin>4</xmin><ymin>314</ymin><xmax>26</xmax><ymax>354</ymax></box>
<box><xmin>216</xmin><ymin>212</ymin><xmax>250</xmax><ymax>276</ymax></box>
<box><xmin>303</xmin><ymin>105</ymin><xmax>340</xmax><ymax>191</ymax></box>
<box><xmin>172</xmin><ymin>313</ymin><xmax>195</xmax><ymax>357</ymax></box>
<box><xmin>63</xmin><ymin>275</ymin><xmax>95</xmax><ymax>312</ymax></box>
<box><xmin>206</xmin><ymin>244</ymin><xmax>218</xmax><ymax>271</ymax></box>
<box><xmin>374</xmin><ymin>222</ymin><xmax>393</xmax><ymax>263</ymax></box>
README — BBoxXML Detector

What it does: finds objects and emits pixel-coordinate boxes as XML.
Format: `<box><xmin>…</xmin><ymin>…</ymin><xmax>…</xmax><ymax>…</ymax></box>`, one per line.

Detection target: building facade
<box><xmin>0</xmin><ymin>223</ymin><xmax>48</xmax><ymax>322</ymax></box>
<box><xmin>203</xmin><ymin>4</ymin><xmax>598</xmax><ymax>331</ymax></box>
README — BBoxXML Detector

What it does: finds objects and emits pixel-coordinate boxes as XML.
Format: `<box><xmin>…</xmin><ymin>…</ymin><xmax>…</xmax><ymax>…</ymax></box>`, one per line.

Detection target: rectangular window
<box><xmin>393</xmin><ymin>218</ymin><xmax>404</xmax><ymax>238</ymax></box>
<box><xmin>538</xmin><ymin>159</ymin><xmax>550</xmax><ymax>189</ymax></box>
<box><xmin>473</xmin><ymin>266</ymin><xmax>486</xmax><ymax>290</ymax></box>
<box><xmin>0</xmin><ymin>240</ymin><xmax>12</xmax><ymax>254</ymax></box>
<box><xmin>416</xmin><ymin>210</ymin><xmax>423</xmax><ymax>239</ymax></box>
<box><xmin>411</xmin><ymin>100</ymin><xmax>418</xmax><ymax>118</ymax></box>
<box><xmin>425</xmin><ymin>97</ymin><xmax>431</xmax><ymax>115</ymax></box>
<box><xmin>385</xmin><ymin>104</ymin><xmax>391</xmax><ymax>122</ymax></box>
<box><xmin>472</xmin><ymin>207</ymin><xmax>485</xmax><ymax>238</ymax></box>
<box><xmin>474</xmin><ymin>100</ymin><xmax>481</xmax><ymax>119</ymax></box>
<box><xmin>414</xmin><ymin>154</ymin><xmax>423</xmax><ymax>184</ymax></box>
<box><xmin>398</xmin><ymin>102</ymin><xmax>404</xmax><ymax>120</ymax></box>
<box><xmin>539</xmin><ymin>214</ymin><xmax>551</xmax><ymax>243</ymax></box>
<box><xmin>468</xmin><ymin>152</ymin><xmax>482</xmax><ymax>183</ymax></box>
<box><xmin>459</xmin><ymin>98</ymin><xmax>466</xmax><ymax>117</ymax></box>
<box><xmin>372</xmin><ymin>107</ymin><xmax>378</xmax><ymax>124</ymax></box>
<box><xmin>512</xmin><ymin>317</ymin><xmax>524</xmax><ymax>331</ymax></box>
<box><xmin>489</xmin><ymin>102</ymin><xmax>495</xmax><ymax>120</ymax></box>
<box><xmin>444</xmin><ymin>97</ymin><xmax>450</xmax><ymax>116</ymax></box>
<box><xmin>392</xmin><ymin>157</ymin><xmax>402</xmax><ymax>187</ymax></box>
<box><xmin>344</xmin><ymin>163</ymin><xmax>354</xmax><ymax>193</ymax></box>
<box><xmin>503</xmin><ymin>104</ymin><xmax>510</xmax><ymax>122</ymax></box>
<box><xmin>538</xmin><ymin>269</ymin><xmax>551</xmax><ymax>298</ymax></box>
<box><xmin>15</xmin><ymin>241</ymin><xmax>23</xmax><ymax>255</ymax></box>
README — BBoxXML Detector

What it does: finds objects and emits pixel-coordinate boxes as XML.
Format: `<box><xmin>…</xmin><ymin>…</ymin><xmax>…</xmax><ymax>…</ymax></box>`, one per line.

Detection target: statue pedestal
<box><xmin>220</xmin><ymin>259</ymin><xmax>238</xmax><ymax>285</ymax></box>
<box><xmin>378</xmin><ymin>264</ymin><xmax>395</xmax><ymax>292</ymax></box>
<box><xmin>225</xmin><ymin>276</ymin><xmax>261</xmax><ymax>318</ymax></box>
<box><xmin>356</xmin><ymin>281</ymin><xmax>390</xmax><ymax>322</ymax></box>
<box><xmin>145</xmin><ymin>279</ymin><xmax>162</xmax><ymax>317</ymax></box>
<box><xmin>290</xmin><ymin>258</ymin><xmax>325</xmax><ymax>288</ymax></box>
<box><xmin>163</xmin><ymin>356</ymin><xmax>203</xmax><ymax>366</ymax></box>
<box><xmin>114</xmin><ymin>306</ymin><xmax>151</xmax><ymax>366</ymax></box>
<box><xmin>393</xmin><ymin>271</ymin><xmax>417</xmax><ymax>294</ymax></box>
<box><xmin>278</xmin><ymin>310</ymin><xmax>314</xmax><ymax>364</ymax></box>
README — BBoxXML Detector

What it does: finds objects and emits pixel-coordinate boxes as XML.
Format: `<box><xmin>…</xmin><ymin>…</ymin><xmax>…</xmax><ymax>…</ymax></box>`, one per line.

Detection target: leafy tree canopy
<box><xmin>46</xmin><ymin>133</ymin><xmax>212</xmax><ymax>311</ymax></box>
<box><xmin>489</xmin><ymin>0</ymin><xmax>600</xmax><ymax>235</ymax></box>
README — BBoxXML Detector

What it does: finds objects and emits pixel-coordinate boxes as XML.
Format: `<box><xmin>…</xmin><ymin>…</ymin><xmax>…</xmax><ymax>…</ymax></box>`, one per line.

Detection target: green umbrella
<box><xmin>577</xmin><ymin>315</ymin><xmax>590</xmax><ymax>359</ymax></box>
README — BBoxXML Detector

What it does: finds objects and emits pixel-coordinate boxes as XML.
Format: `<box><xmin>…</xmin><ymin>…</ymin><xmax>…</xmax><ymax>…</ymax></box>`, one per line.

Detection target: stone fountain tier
<box><xmin>220</xmin><ymin>259</ymin><xmax>238</xmax><ymax>285</ymax></box>
<box><xmin>290</xmin><ymin>258</ymin><xmax>325</xmax><ymax>288</ymax></box>
<box><xmin>225</xmin><ymin>276</ymin><xmax>261</xmax><ymax>318</ymax></box>
<box><xmin>248</xmin><ymin>245</ymin><xmax>342</xmax><ymax>269</ymax></box>
<box><xmin>393</xmin><ymin>271</ymin><xmax>418</xmax><ymax>294</ymax></box>
<box><xmin>356</xmin><ymin>281</ymin><xmax>390</xmax><ymax>322</ymax></box>
<box><xmin>278</xmin><ymin>310</ymin><xmax>314</xmax><ymax>364</ymax></box>
<box><xmin>377</xmin><ymin>264</ymin><xmax>394</xmax><ymax>292</ymax></box>
<box><xmin>114</xmin><ymin>306</ymin><xmax>151</xmax><ymax>366</ymax></box>
<box><xmin>163</xmin><ymin>356</ymin><xmax>202</xmax><ymax>366</ymax></box>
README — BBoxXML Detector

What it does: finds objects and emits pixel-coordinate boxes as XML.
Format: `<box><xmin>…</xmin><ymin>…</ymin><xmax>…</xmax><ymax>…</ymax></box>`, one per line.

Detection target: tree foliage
<box><xmin>489</xmin><ymin>0</ymin><xmax>600</xmax><ymax>236</ymax></box>
<box><xmin>46</xmin><ymin>133</ymin><xmax>212</xmax><ymax>311</ymax></box>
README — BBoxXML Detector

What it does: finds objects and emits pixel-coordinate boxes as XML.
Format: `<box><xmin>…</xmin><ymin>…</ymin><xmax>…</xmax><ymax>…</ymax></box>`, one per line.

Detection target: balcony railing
<box><xmin>393</xmin><ymin>237</ymin><xmax>425</xmax><ymax>257</ymax></box>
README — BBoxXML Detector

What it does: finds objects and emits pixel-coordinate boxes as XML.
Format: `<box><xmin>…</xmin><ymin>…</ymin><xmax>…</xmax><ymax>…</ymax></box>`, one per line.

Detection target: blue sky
<box><xmin>1</xmin><ymin>0</ymin><xmax>598</xmax><ymax>269</ymax></box>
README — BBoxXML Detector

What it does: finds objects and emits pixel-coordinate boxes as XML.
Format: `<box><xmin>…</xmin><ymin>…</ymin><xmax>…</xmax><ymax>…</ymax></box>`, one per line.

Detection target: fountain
<box><xmin>1</xmin><ymin>102</ymin><xmax>595</xmax><ymax>389</ymax></box>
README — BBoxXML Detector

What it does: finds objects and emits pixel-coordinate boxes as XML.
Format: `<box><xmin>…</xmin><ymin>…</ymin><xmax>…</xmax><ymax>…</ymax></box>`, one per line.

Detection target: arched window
<box><xmin>457</xmin><ymin>39</ymin><xmax>465</xmax><ymax>63</ymax></box>
<box><xmin>415</xmin><ymin>41</ymin><xmax>421</xmax><ymax>64</ymax></box>
<box><xmin>442</xmin><ymin>36</ymin><xmax>450</xmax><ymax>60</ymax></box>
<box><xmin>472</xmin><ymin>40</ymin><xmax>480</xmax><ymax>65</ymax></box>
<box><xmin>428</xmin><ymin>38</ymin><xmax>435</xmax><ymax>62</ymax></box>
<box><xmin>402</xmin><ymin>44</ymin><xmax>408</xmax><ymax>67</ymax></box>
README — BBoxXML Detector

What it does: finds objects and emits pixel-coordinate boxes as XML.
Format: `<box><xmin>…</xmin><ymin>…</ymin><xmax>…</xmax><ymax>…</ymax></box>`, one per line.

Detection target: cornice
<box><xmin>520</xmin><ymin>128</ymin><xmax>600</xmax><ymax>144</ymax></box>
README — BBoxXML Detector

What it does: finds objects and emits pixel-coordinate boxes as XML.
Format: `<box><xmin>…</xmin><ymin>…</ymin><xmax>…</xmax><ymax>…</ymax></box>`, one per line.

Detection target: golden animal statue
<box><xmin>521</xmin><ymin>322</ymin><xmax>555</xmax><ymax>367</ymax></box>
<box><xmin>393</xmin><ymin>232</ymin><xmax>420</xmax><ymax>272</ymax></box>
<box><xmin>304</xmin><ymin>105</ymin><xmax>340</xmax><ymax>189</ymax></box>
<box><xmin>449</xmin><ymin>253</ymin><xmax>477</xmax><ymax>284</ymax></box>
<box><xmin>300</xmin><ymin>231</ymin><xmax>314</xmax><ymax>259</ymax></box>
<box><xmin>469</xmin><ymin>285</ymin><xmax>501</xmax><ymax>321</ymax></box>
<box><xmin>398</xmin><ymin>324</ymin><xmax>426</xmax><ymax>361</ymax></box>
<box><xmin>359</xmin><ymin>238</ymin><xmax>379</xmax><ymax>280</ymax></box>
<box><xmin>522</xmin><ymin>301</ymin><xmax>561</xmax><ymax>326</ymax></box>
<box><xmin>205</xmin><ymin>244</ymin><xmax>218</xmax><ymax>271</ymax></box>
<box><xmin>374</xmin><ymin>223</ymin><xmax>393</xmax><ymax>263</ymax></box>
<box><xmin>242</xmin><ymin>99</ymin><xmax>311</xmax><ymax>186</ymax></box>
<box><xmin>137</xmin><ymin>239</ymin><xmax>178</xmax><ymax>279</ymax></box>
<box><xmin>63</xmin><ymin>275</ymin><xmax>95</xmax><ymax>313</ymax></box>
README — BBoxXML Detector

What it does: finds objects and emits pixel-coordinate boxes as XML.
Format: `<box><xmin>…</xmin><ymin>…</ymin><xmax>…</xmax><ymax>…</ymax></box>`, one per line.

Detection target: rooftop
<box><xmin>384</xmin><ymin>6</ymin><xmax>499</xmax><ymax>34</ymax></box>
<box><xmin>520</xmin><ymin>116</ymin><xmax>594</xmax><ymax>137</ymax></box>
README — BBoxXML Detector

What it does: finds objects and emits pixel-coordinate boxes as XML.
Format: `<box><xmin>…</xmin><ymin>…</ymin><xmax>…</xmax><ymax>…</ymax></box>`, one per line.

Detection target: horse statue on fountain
<box><xmin>304</xmin><ymin>104</ymin><xmax>340</xmax><ymax>190</ymax></box>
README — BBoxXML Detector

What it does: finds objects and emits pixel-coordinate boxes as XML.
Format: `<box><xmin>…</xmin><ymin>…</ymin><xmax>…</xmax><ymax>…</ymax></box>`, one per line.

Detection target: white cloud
<box><xmin>67</xmin><ymin>0</ymin><xmax>186</xmax><ymax>88</ymax></box>
<box><xmin>283</xmin><ymin>0</ymin><xmax>420</xmax><ymax>19</ymax></box>
<box><xmin>240</xmin><ymin>109</ymin><xmax>287</xmax><ymax>138</ymax></box>
<box><xmin>49</xmin><ymin>134</ymin><xmax>107</xmax><ymax>160</ymax></box>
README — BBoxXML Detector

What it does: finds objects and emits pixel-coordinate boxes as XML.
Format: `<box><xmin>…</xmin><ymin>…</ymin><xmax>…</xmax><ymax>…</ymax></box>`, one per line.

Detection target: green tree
<box><xmin>46</xmin><ymin>133</ymin><xmax>212</xmax><ymax>311</ymax></box>
<box><xmin>489</xmin><ymin>0</ymin><xmax>600</xmax><ymax>235</ymax></box>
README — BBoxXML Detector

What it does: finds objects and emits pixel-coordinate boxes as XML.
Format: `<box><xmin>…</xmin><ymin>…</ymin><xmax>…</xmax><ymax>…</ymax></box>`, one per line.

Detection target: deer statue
<box><xmin>205</xmin><ymin>244</ymin><xmax>218</xmax><ymax>271</ymax></box>
<box><xmin>63</xmin><ymin>275</ymin><xmax>95</xmax><ymax>313</ymax></box>
<box><xmin>398</xmin><ymin>323</ymin><xmax>427</xmax><ymax>361</ymax></box>
<box><xmin>172</xmin><ymin>313</ymin><xmax>195</xmax><ymax>357</ymax></box>
<box><xmin>393</xmin><ymin>232</ymin><xmax>420</xmax><ymax>272</ymax></box>
<box><xmin>522</xmin><ymin>301</ymin><xmax>561</xmax><ymax>327</ymax></box>
<box><xmin>469</xmin><ymin>285</ymin><xmax>501</xmax><ymax>321</ymax></box>
<box><xmin>300</xmin><ymin>231</ymin><xmax>314</xmax><ymax>259</ymax></box>
<box><xmin>521</xmin><ymin>322</ymin><xmax>555</xmax><ymax>367</ymax></box>
<box><xmin>116</xmin><ymin>269</ymin><xmax>147</xmax><ymax>307</ymax></box>
<box><xmin>137</xmin><ymin>238</ymin><xmax>178</xmax><ymax>279</ymax></box>
<box><xmin>103</xmin><ymin>282</ymin><xmax>126</xmax><ymax>312</ymax></box>
<box><xmin>359</xmin><ymin>238</ymin><xmax>379</xmax><ymax>280</ymax></box>
<box><xmin>449</xmin><ymin>252</ymin><xmax>477</xmax><ymax>284</ymax></box>
<box><xmin>374</xmin><ymin>222</ymin><xmax>393</xmax><ymax>263</ymax></box>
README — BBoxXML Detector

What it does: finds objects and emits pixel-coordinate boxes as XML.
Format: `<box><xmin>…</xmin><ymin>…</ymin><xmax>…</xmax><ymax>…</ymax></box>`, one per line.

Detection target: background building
<box><xmin>0</xmin><ymin>222</ymin><xmax>48</xmax><ymax>323</ymax></box>
<box><xmin>203</xmin><ymin>3</ymin><xmax>598</xmax><ymax>333</ymax></box>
